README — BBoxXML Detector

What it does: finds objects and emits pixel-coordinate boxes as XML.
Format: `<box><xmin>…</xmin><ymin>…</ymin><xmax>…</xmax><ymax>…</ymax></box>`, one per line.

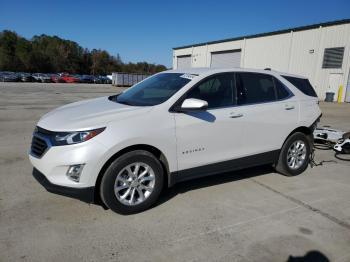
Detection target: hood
<box><xmin>38</xmin><ymin>96</ymin><xmax>152</xmax><ymax>131</ymax></box>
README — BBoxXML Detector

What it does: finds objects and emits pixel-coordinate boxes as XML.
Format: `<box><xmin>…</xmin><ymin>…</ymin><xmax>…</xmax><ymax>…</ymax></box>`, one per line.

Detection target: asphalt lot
<box><xmin>1</xmin><ymin>82</ymin><xmax>350</xmax><ymax>262</ymax></box>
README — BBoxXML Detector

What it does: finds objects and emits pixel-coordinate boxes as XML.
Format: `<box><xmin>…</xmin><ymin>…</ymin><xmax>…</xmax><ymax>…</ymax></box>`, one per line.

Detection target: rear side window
<box><xmin>282</xmin><ymin>76</ymin><xmax>317</xmax><ymax>97</ymax></box>
<box><xmin>236</xmin><ymin>73</ymin><xmax>276</xmax><ymax>105</ymax></box>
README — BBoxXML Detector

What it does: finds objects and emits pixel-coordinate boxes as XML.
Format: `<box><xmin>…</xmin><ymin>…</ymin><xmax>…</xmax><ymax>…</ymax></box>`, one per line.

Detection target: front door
<box><xmin>174</xmin><ymin>73</ymin><xmax>244</xmax><ymax>172</ymax></box>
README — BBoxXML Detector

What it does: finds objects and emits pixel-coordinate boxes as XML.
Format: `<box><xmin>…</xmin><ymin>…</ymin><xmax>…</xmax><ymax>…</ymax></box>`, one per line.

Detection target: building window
<box><xmin>322</xmin><ymin>47</ymin><xmax>345</xmax><ymax>69</ymax></box>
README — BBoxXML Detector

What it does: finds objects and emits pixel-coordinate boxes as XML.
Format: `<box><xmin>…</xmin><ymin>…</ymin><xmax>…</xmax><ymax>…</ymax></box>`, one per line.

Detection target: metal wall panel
<box><xmin>191</xmin><ymin>45</ymin><xmax>208</xmax><ymax>67</ymax></box>
<box><xmin>243</xmin><ymin>33</ymin><xmax>291</xmax><ymax>72</ymax></box>
<box><xmin>345</xmin><ymin>69</ymin><xmax>350</xmax><ymax>102</ymax></box>
<box><xmin>173</xmin><ymin>23</ymin><xmax>350</xmax><ymax>101</ymax></box>
<box><xmin>111</xmin><ymin>72</ymin><xmax>149</xmax><ymax>86</ymax></box>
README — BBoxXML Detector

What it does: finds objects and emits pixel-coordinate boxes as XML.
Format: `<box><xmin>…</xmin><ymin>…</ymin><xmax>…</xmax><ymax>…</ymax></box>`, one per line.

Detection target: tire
<box><xmin>275</xmin><ymin>132</ymin><xmax>311</xmax><ymax>176</ymax></box>
<box><xmin>340</xmin><ymin>132</ymin><xmax>350</xmax><ymax>154</ymax></box>
<box><xmin>100</xmin><ymin>150</ymin><xmax>164</xmax><ymax>214</ymax></box>
<box><xmin>342</xmin><ymin>132</ymin><xmax>350</xmax><ymax>140</ymax></box>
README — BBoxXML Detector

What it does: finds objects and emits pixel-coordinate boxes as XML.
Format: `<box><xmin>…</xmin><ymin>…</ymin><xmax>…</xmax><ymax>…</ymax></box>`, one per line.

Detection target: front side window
<box><xmin>186</xmin><ymin>73</ymin><xmax>235</xmax><ymax>109</ymax></box>
<box><xmin>116</xmin><ymin>73</ymin><xmax>191</xmax><ymax>106</ymax></box>
<box><xmin>236</xmin><ymin>73</ymin><xmax>276</xmax><ymax>105</ymax></box>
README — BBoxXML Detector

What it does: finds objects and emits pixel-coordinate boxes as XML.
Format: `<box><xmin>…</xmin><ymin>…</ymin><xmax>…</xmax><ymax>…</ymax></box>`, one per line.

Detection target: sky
<box><xmin>1</xmin><ymin>0</ymin><xmax>350</xmax><ymax>68</ymax></box>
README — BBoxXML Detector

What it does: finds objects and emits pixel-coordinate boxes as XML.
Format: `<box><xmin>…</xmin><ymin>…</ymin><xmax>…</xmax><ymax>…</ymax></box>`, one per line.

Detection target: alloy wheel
<box><xmin>114</xmin><ymin>162</ymin><xmax>155</xmax><ymax>206</ymax></box>
<box><xmin>287</xmin><ymin>140</ymin><xmax>307</xmax><ymax>169</ymax></box>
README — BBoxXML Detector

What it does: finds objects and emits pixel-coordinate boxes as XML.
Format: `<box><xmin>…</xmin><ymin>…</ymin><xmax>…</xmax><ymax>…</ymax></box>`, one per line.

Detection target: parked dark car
<box><xmin>98</xmin><ymin>75</ymin><xmax>112</xmax><ymax>84</ymax></box>
<box><xmin>32</xmin><ymin>73</ymin><xmax>42</xmax><ymax>82</ymax></box>
<box><xmin>79</xmin><ymin>75</ymin><xmax>94</xmax><ymax>83</ymax></box>
<box><xmin>19</xmin><ymin>72</ymin><xmax>33</xmax><ymax>82</ymax></box>
<box><xmin>0</xmin><ymin>72</ymin><xmax>20</xmax><ymax>82</ymax></box>
<box><xmin>88</xmin><ymin>75</ymin><xmax>100</xmax><ymax>84</ymax></box>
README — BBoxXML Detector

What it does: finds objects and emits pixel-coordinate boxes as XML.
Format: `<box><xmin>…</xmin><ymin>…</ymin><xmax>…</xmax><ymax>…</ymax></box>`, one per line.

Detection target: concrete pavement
<box><xmin>1</xmin><ymin>82</ymin><xmax>350</xmax><ymax>262</ymax></box>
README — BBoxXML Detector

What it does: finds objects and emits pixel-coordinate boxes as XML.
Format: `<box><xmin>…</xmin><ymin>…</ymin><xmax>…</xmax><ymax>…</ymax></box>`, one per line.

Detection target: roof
<box><xmin>166</xmin><ymin>67</ymin><xmax>215</xmax><ymax>75</ymax></box>
<box><xmin>165</xmin><ymin>67</ymin><xmax>308</xmax><ymax>79</ymax></box>
<box><xmin>173</xmin><ymin>18</ymin><xmax>350</xmax><ymax>50</ymax></box>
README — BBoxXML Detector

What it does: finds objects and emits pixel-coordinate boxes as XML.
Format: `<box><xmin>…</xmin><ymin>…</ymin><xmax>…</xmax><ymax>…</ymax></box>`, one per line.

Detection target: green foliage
<box><xmin>0</xmin><ymin>30</ymin><xmax>167</xmax><ymax>74</ymax></box>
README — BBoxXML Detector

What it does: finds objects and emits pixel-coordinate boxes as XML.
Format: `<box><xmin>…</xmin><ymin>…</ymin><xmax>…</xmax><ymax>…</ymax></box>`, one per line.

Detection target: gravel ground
<box><xmin>1</xmin><ymin>82</ymin><xmax>350</xmax><ymax>262</ymax></box>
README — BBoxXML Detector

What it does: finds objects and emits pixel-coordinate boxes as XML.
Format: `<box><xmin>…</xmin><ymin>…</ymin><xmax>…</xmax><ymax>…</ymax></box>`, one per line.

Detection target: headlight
<box><xmin>53</xmin><ymin>127</ymin><xmax>105</xmax><ymax>146</ymax></box>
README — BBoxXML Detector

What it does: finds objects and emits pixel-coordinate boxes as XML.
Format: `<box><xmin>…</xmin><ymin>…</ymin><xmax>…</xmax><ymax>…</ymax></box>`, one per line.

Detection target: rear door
<box><xmin>282</xmin><ymin>75</ymin><xmax>320</xmax><ymax>126</ymax></box>
<box><xmin>232</xmin><ymin>72</ymin><xmax>299</xmax><ymax>156</ymax></box>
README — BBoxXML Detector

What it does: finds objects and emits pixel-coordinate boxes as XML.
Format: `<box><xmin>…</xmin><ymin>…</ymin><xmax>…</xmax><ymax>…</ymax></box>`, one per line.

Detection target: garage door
<box><xmin>210</xmin><ymin>50</ymin><xmax>241</xmax><ymax>68</ymax></box>
<box><xmin>177</xmin><ymin>55</ymin><xmax>191</xmax><ymax>69</ymax></box>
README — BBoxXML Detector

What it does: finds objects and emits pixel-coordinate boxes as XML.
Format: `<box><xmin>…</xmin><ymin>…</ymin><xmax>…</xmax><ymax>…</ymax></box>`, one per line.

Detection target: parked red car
<box><xmin>51</xmin><ymin>74</ymin><xmax>65</xmax><ymax>83</ymax></box>
<box><xmin>61</xmin><ymin>74</ymin><xmax>80</xmax><ymax>83</ymax></box>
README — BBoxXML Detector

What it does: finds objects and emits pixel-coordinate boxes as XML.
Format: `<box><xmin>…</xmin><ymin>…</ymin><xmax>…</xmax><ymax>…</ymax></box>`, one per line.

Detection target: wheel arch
<box><xmin>275</xmin><ymin>126</ymin><xmax>313</xmax><ymax>176</ymax></box>
<box><xmin>282</xmin><ymin>126</ymin><xmax>313</xmax><ymax>149</ymax></box>
<box><xmin>288</xmin><ymin>126</ymin><xmax>313</xmax><ymax>137</ymax></box>
<box><xmin>94</xmin><ymin>144</ymin><xmax>170</xmax><ymax>205</ymax></box>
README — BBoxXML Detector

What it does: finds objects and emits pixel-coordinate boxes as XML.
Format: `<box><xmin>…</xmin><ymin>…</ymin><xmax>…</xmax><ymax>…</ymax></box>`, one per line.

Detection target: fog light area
<box><xmin>66</xmin><ymin>164</ymin><xmax>85</xmax><ymax>182</ymax></box>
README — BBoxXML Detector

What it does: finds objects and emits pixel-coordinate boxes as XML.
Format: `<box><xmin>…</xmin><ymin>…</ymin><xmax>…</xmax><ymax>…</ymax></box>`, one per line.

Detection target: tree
<box><xmin>0</xmin><ymin>30</ymin><xmax>168</xmax><ymax>75</ymax></box>
<box><xmin>0</xmin><ymin>31</ymin><xmax>23</xmax><ymax>71</ymax></box>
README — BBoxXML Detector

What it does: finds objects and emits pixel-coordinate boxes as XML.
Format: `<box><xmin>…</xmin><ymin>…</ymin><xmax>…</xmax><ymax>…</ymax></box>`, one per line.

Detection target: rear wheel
<box><xmin>275</xmin><ymin>132</ymin><xmax>311</xmax><ymax>176</ymax></box>
<box><xmin>342</xmin><ymin>133</ymin><xmax>350</xmax><ymax>154</ymax></box>
<box><xmin>100</xmin><ymin>150</ymin><xmax>164</xmax><ymax>214</ymax></box>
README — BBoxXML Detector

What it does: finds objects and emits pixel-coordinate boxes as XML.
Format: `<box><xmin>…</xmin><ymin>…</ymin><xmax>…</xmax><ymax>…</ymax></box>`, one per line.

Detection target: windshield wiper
<box><xmin>108</xmin><ymin>95</ymin><xmax>133</xmax><ymax>106</ymax></box>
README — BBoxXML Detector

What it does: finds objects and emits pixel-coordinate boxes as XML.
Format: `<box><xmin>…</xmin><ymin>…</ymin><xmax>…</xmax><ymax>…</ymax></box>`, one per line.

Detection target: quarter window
<box><xmin>186</xmin><ymin>74</ymin><xmax>235</xmax><ymax>109</ymax></box>
<box><xmin>236</xmin><ymin>73</ymin><xmax>276</xmax><ymax>105</ymax></box>
<box><xmin>274</xmin><ymin>78</ymin><xmax>291</xmax><ymax>100</ymax></box>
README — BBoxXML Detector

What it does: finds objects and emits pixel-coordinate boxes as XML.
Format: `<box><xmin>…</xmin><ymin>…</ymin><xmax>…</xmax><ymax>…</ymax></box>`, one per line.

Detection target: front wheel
<box><xmin>100</xmin><ymin>150</ymin><xmax>164</xmax><ymax>214</ymax></box>
<box><xmin>275</xmin><ymin>132</ymin><xmax>311</xmax><ymax>176</ymax></box>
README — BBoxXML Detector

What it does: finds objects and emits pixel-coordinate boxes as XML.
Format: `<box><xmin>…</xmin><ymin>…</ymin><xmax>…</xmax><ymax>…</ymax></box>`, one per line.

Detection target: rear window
<box><xmin>282</xmin><ymin>76</ymin><xmax>317</xmax><ymax>97</ymax></box>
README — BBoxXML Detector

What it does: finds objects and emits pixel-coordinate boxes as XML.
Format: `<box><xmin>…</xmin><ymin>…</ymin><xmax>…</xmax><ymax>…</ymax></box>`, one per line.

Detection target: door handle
<box><xmin>285</xmin><ymin>105</ymin><xmax>295</xmax><ymax>110</ymax></box>
<box><xmin>229</xmin><ymin>113</ymin><xmax>243</xmax><ymax>118</ymax></box>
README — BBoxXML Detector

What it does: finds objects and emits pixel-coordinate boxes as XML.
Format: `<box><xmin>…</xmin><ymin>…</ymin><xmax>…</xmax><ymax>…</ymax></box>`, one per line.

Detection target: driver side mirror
<box><xmin>179</xmin><ymin>98</ymin><xmax>208</xmax><ymax>112</ymax></box>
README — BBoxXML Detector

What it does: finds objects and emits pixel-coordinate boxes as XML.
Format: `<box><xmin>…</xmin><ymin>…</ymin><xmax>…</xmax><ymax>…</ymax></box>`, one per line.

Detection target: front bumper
<box><xmin>29</xmin><ymin>131</ymin><xmax>108</xmax><ymax>188</ymax></box>
<box><xmin>33</xmin><ymin>168</ymin><xmax>95</xmax><ymax>203</ymax></box>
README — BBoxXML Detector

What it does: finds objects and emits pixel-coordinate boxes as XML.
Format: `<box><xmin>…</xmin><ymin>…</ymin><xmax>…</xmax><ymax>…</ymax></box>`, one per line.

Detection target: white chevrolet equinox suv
<box><xmin>29</xmin><ymin>68</ymin><xmax>321</xmax><ymax>214</ymax></box>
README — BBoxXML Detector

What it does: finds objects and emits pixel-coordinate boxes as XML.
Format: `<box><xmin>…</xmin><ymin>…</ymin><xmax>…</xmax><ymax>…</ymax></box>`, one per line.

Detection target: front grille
<box><xmin>31</xmin><ymin>136</ymin><xmax>48</xmax><ymax>158</ymax></box>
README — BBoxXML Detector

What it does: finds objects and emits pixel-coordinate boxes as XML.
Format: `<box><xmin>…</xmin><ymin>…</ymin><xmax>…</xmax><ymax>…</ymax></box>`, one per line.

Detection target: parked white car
<box><xmin>29</xmin><ymin>68</ymin><xmax>321</xmax><ymax>214</ymax></box>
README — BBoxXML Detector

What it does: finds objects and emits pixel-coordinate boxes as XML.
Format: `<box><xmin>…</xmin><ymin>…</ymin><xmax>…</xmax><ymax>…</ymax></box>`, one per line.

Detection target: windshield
<box><xmin>116</xmin><ymin>73</ymin><xmax>191</xmax><ymax>106</ymax></box>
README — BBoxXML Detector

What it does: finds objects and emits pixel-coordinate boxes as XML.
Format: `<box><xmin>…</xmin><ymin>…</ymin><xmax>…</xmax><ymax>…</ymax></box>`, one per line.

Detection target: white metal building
<box><xmin>173</xmin><ymin>19</ymin><xmax>350</xmax><ymax>102</ymax></box>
